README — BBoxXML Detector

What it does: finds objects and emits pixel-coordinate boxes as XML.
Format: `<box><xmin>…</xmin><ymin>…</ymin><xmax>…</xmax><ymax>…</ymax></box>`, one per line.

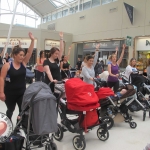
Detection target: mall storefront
<box><xmin>0</xmin><ymin>38</ymin><xmax>37</xmax><ymax>66</ymax></box>
<box><xmin>76</xmin><ymin>40</ymin><xmax>129</xmax><ymax>68</ymax></box>
<box><xmin>136</xmin><ymin>37</ymin><xmax>150</xmax><ymax>71</ymax></box>
<box><xmin>44</xmin><ymin>39</ymin><xmax>65</xmax><ymax>58</ymax></box>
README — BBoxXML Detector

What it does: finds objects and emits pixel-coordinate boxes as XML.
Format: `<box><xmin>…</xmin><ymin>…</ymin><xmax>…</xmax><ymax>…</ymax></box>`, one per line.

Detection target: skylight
<box><xmin>49</xmin><ymin>0</ymin><xmax>77</xmax><ymax>8</ymax></box>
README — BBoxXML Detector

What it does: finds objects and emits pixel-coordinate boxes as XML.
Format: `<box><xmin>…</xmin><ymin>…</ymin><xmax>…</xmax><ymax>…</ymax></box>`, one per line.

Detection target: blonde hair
<box><xmin>109</xmin><ymin>53</ymin><xmax>116</xmax><ymax>61</ymax></box>
<box><xmin>129</xmin><ymin>58</ymin><xmax>136</xmax><ymax>67</ymax></box>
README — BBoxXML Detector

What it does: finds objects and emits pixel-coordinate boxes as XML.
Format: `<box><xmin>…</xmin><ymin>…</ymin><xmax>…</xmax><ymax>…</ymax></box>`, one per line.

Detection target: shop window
<box><xmin>137</xmin><ymin>51</ymin><xmax>150</xmax><ymax>71</ymax></box>
<box><xmin>70</xmin><ymin>7</ymin><xmax>76</xmax><ymax>14</ymax></box>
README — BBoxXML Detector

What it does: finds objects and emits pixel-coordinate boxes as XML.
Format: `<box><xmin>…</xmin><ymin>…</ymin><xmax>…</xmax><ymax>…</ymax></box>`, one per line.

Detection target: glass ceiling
<box><xmin>0</xmin><ymin>0</ymin><xmax>41</xmax><ymax>28</ymax></box>
<box><xmin>49</xmin><ymin>0</ymin><xmax>77</xmax><ymax>8</ymax></box>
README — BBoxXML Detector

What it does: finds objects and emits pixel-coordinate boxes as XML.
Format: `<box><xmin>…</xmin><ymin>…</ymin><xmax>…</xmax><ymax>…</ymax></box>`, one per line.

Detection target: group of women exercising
<box><xmin>0</xmin><ymin>31</ymin><xmax>148</xmax><ymax>122</ymax></box>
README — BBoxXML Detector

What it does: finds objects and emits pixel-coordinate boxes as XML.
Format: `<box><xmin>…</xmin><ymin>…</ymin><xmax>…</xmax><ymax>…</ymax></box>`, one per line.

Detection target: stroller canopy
<box><xmin>65</xmin><ymin>78</ymin><xmax>99</xmax><ymax>111</ymax></box>
<box><xmin>22</xmin><ymin>82</ymin><xmax>57</xmax><ymax>135</ymax></box>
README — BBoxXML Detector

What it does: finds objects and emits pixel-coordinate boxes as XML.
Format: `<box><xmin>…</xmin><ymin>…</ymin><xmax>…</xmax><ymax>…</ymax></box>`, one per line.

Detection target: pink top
<box><xmin>36</xmin><ymin>59</ymin><xmax>45</xmax><ymax>72</ymax></box>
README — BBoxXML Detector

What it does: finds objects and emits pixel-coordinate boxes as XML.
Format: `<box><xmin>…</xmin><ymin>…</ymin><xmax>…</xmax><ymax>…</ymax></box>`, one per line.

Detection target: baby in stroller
<box><xmin>111</xmin><ymin>88</ymin><xmax>127</xmax><ymax>99</ymax></box>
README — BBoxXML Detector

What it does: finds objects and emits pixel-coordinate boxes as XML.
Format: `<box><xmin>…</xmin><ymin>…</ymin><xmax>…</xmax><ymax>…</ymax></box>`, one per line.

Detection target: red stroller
<box><xmin>53</xmin><ymin>78</ymin><xmax>110</xmax><ymax>150</ymax></box>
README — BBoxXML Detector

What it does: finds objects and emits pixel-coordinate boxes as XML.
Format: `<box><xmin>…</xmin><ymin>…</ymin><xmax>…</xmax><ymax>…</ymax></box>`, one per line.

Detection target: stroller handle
<box><xmin>93</xmin><ymin>78</ymin><xmax>103</xmax><ymax>87</ymax></box>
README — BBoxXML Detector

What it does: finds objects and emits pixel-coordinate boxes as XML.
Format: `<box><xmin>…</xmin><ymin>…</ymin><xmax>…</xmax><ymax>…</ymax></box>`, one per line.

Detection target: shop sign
<box><xmin>137</xmin><ymin>38</ymin><xmax>150</xmax><ymax>50</ymax></box>
<box><xmin>0</xmin><ymin>38</ymin><xmax>37</xmax><ymax>48</ymax></box>
<box><xmin>45</xmin><ymin>40</ymin><xmax>60</xmax><ymax>50</ymax></box>
<box><xmin>126</xmin><ymin>36</ymin><xmax>132</xmax><ymax>46</ymax></box>
<box><xmin>83</xmin><ymin>41</ymin><xmax>120</xmax><ymax>50</ymax></box>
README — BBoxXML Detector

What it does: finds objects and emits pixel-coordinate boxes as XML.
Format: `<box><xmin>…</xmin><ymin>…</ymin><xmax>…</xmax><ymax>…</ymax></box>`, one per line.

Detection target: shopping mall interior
<box><xmin>0</xmin><ymin>0</ymin><xmax>150</xmax><ymax>150</ymax></box>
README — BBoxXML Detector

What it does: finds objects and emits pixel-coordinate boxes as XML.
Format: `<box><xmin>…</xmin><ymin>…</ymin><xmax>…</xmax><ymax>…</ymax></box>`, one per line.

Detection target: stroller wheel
<box><xmin>101</xmin><ymin>116</ymin><xmax>114</xmax><ymax>130</ymax></box>
<box><xmin>130</xmin><ymin>122</ymin><xmax>137</xmax><ymax>129</ymax></box>
<box><xmin>53</xmin><ymin>124</ymin><xmax>64</xmax><ymax>141</ymax></box>
<box><xmin>97</xmin><ymin>127</ymin><xmax>109</xmax><ymax>141</ymax></box>
<box><xmin>45</xmin><ymin>142</ymin><xmax>57</xmax><ymax>150</ymax></box>
<box><xmin>72</xmin><ymin>135</ymin><xmax>86</xmax><ymax>150</ymax></box>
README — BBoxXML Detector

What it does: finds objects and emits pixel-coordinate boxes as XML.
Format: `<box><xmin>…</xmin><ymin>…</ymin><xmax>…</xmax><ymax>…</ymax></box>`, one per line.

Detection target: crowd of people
<box><xmin>0</xmin><ymin>31</ymin><xmax>149</xmax><ymax>122</ymax></box>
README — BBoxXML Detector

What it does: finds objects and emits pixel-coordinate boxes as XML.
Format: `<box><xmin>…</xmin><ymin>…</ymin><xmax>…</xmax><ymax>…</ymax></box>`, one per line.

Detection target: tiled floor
<box><xmin>0</xmin><ymin>99</ymin><xmax>150</xmax><ymax>150</ymax></box>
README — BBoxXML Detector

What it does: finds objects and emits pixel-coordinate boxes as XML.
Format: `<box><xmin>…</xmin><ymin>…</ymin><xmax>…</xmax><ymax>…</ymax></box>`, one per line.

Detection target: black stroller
<box><xmin>0</xmin><ymin>82</ymin><xmax>58</xmax><ymax>150</ymax></box>
<box><xmin>94</xmin><ymin>79</ymin><xmax>137</xmax><ymax>129</ymax></box>
<box><xmin>121</xmin><ymin>71</ymin><xmax>150</xmax><ymax>121</ymax></box>
<box><xmin>53</xmin><ymin>80</ymin><xmax>109</xmax><ymax>150</ymax></box>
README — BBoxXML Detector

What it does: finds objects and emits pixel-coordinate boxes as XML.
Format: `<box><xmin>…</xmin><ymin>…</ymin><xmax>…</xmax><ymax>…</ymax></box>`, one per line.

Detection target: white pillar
<box><xmin>3</xmin><ymin>0</ymin><xmax>19</xmax><ymax>57</ymax></box>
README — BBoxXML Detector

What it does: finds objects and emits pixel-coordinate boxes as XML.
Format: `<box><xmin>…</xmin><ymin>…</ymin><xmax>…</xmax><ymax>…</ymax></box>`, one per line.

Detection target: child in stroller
<box><xmin>95</xmin><ymin>79</ymin><xmax>137</xmax><ymax>129</ymax></box>
<box><xmin>53</xmin><ymin>78</ymin><xmax>110</xmax><ymax>150</ymax></box>
<box><xmin>121</xmin><ymin>71</ymin><xmax>150</xmax><ymax>121</ymax></box>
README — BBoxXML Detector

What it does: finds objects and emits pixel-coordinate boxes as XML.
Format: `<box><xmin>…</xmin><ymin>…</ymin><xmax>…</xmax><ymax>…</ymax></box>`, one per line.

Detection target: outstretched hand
<box><xmin>123</xmin><ymin>44</ymin><xmax>126</xmax><ymax>50</ymax></box>
<box><xmin>115</xmin><ymin>47</ymin><xmax>118</xmax><ymax>51</ymax></box>
<box><xmin>95</xmin><ymin>43</ymin><xmax>100</xmax><ymax>50</ymax></box>
<box><xmin>28</xmin><ymin>32</ymin><xmax>34</xmax><ymax>41</ymax></box>
<box><xmin>59</xmin><ymin>32</ymin><xmax>63</xmax><ymax>38</ymax></box>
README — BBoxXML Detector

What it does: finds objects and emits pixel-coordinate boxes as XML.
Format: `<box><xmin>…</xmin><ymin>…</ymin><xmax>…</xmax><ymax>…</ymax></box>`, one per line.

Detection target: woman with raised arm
<box><xmin>0</xmin><ymin>44</ymin><xmax>6</xmax><ymax>71</ymax></box>
<box><xmin>36</xmin><ymin>50</ymin><xmax>46</xmax><ymax>81</ymax></box>
<box><xmin>81</xmin><ymin>44</ymin><xmax>100</xmax><ymax>85</ymax></box>
<box><xmin>107</xmin><ymin>44</ymin><xmax>126</xmax><ymax>92</ymax></box>
<box><xmin>43</xmin><ymin>32</ymin><xmax>64</xmax><ymax>92</ymax></box>
<box><xmin>0</xmin><ymin>32</ymin><xmax>34</xmax><ymax>120</ymax></box>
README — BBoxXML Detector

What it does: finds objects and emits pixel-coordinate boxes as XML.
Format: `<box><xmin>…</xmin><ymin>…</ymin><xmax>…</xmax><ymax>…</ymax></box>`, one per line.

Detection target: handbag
<box><xmin>54</xmin><ymin>83</ymin><xmax>65</xmax><ymax>94</ymax></box>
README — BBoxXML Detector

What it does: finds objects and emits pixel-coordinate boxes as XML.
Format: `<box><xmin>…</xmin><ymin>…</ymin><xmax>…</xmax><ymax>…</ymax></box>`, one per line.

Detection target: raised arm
<box><xmin>23</xmin><ymin>32</ymin><xmax>35</xmax><ymax>65</ymax></box>
<box><xmin>0</xmin><ymin>44</ymin><xmax>6</xmax><ymax>57</ymax></box>
<box><xmin>117</xmin><ymin>44</ymin><xmax>126</xmax><ymax>66</ymax></box>
<box><xmin>115</xmin><ymin>47</ymin><xmax>118</xmax><ymax>55</ymax></box>
<box><xmin>93</xmin><ymin>44</ymin><xmax>100</xmax><ymax>67</ymax></box>
<box><xmin>67</xmin><ymin>46</ymin><xmax>71</xmax><ymax>61</ymax></box>
<box><xmin>17</xmin><ymin>39</ymin><xmax>21</xmax><ymax>47</ymax></box>
<box><xmin>58</xmin><ymin>32</ymin><xmax>64</xmax><ymax>61</ymax></box>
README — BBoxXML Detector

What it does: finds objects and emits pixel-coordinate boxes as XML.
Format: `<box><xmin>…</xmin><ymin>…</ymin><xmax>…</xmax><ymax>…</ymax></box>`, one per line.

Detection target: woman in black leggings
<box><xmin>0</xmin><ymin>32</ymin><xmax>34</xmax><ymax>120</ymax></box>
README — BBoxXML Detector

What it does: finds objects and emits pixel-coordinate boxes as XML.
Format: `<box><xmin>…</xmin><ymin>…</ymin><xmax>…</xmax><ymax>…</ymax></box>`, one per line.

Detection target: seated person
<box><xmin>74</xmin><ymin>70</ymin><xmax>81</xmax><ymax>78</ymax></box>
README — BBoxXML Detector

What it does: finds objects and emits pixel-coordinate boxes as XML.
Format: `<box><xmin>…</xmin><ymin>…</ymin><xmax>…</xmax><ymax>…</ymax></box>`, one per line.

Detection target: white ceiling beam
<box><xmin>19</xmin><ymin>0</ymin><xmax>42</xmax><ymax>17</ymax></box>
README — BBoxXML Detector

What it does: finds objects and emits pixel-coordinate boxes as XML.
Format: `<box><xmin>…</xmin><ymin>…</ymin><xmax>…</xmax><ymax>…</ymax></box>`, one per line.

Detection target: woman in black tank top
<box><xmin>0</xmin><ymin>32</ymin><xmax>35</xmax><ymax>120</ymax></box>
<box><xmin>60</xmin><ymin>55</ymin><xmax>70</xmax><ymax>79</ymax></box>
<box><xmin>43</xmin><ymin>32</ymin><xmax>64</xmax><ymax>92</ymax></box>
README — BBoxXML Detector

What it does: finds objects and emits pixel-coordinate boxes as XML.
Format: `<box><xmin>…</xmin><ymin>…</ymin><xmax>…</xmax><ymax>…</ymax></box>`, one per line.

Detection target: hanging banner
<box><xmin>0</xmin><ymin>38</ymin><xmax>37</xmax><ymax>48</ymax></box>
<box><xmin>124</xmin><ymin>2</ymin><xmax>134</xmax><ymax>24</ymax></box>
<box><xmin>126</xmin><ymin>36</ymin><xmax>132</xmax><ymax>46</ymax></box>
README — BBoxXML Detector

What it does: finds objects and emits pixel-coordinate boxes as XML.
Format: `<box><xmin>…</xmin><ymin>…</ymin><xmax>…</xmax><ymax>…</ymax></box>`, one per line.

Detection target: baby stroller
<box><xmin>121</xmin><ymin>71</ymin><xmax>150</xmax><ymax>121</ymax></box>
<box><xmin>0</xmin><ymin>82</ymin><xmax>58</xmax><ymax>150</ymax></box>
<box><xmin>95</xmin><ymin>79</ymin><xmax>137</xmax><ymax>129</ymax></box>
<box><xmin>53</xmin><ymin>78</ymin><xmax>109</xmax><ymax>150</ymax></box>
<box><xmin>26</xmin><ymin>68</ymin><xmax>35</xmax><ymax>84</ymax></box>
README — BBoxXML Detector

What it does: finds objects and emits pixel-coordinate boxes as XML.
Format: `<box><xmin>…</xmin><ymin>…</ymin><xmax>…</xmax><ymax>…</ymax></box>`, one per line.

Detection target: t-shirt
<box><xmin>43</xmin><ymin>59</ymin><xmax>61</xmax><ymax>84</ymax></box>
<box><xmin>124</xmin><ymin>65</ymin><xmax>137</xmax><ymax>81</ymax></box>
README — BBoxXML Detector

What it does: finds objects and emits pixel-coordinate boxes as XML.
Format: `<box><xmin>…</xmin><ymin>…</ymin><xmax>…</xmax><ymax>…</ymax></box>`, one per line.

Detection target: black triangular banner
<box><xmin>124</xmin><ymin>2</ymin><xmax>134</xmax><ymax>24</ymax></box>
